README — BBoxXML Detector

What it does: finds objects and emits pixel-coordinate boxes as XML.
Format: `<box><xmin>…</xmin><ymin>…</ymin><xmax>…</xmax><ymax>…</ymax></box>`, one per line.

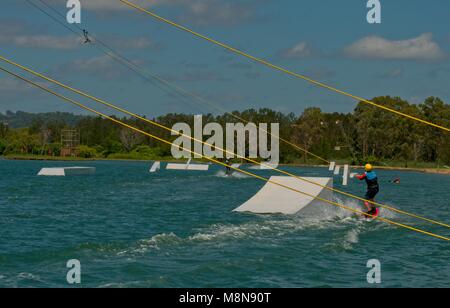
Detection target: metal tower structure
<box><xmin>60</xmin><ymin>129</ymin><xmax>80</xmax><ymax>157</ymax></box>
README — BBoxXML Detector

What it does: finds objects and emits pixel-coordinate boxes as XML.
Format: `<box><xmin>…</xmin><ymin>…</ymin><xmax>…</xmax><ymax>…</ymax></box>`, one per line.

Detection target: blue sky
<box><xmin>0</xmin><ymin>0</ymin><xmax>449</xmax><ymax>117</ymax></box>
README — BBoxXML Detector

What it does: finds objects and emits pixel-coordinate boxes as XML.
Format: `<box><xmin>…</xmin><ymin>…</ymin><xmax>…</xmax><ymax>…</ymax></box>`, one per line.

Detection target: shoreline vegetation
<box><xmin>2</xmin><ymin>154</ymin><xmax>449</xmax><ymax>175</ymax></box>
<box><xmin>1</xmin><ymin>96</ymin><xmax>449</xmax><ymax>173</ymax></box>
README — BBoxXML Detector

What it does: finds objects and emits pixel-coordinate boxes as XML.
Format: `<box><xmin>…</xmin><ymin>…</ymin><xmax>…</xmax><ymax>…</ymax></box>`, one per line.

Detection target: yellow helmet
<box><xmin>365</xmin><ymin>164</ymin><xmax>373</xmax><ymax>172</ymax></box>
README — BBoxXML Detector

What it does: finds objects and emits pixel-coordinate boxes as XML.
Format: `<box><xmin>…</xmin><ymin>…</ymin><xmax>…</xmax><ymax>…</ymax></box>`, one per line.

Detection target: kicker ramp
<box><xmin>259</xmin><ymin>162</ymin><xmax>278</xmax><ymax>170</ymax></box>
<box><xmin>149</xmin><ymin>161</ymin><xmax>161</xmax><ymax>173</ymax></box>
<box><xmin>166</xmin><ymin>163</ymin><xmax>209</xmax><ymax>171</ymax></box>
<box><xmin>234</xmin><ymin>176</ymin><xmax>333</xmax><ymax>215</ymax></box>
<box><xmin>38</xmin><ymin>167</ymin><xmax>96</xmax><ymax>176</ymax></box>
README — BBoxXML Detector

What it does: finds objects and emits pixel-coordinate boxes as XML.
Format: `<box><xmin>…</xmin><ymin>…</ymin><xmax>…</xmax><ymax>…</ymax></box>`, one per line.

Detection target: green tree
<box><xmin>120</xmin><ymin>128</ymin><xmax>144</xmax><ymax>152</ymax></box>
<box><xmin>420</xmin><ymin>97</ymin><xmax>450</xmax><ymax>164</ymax></box>
<box><xmin>0</xmin><ymin>122</ymin><xmax>8</xmax><ymax>139</ymax></box>
<box><xmin>292</xmin><ymin>107</ymin><xmax>325</xmax><ymax>163</ymax></box>
<box><xmin>77</xmin><ymin>145</ymin><xmax>97</xmax><ymax>158</ymax></box>
<box><xmin>5</xmin><ymin>128</ymin><xmax>40</xmax><ymax>154</ymax></box>
<box><xmin>0</xmin><ymin>139</ymin><xmax>6</xmax><ymax>155</ymax></box>
<box><xmin>1</xmin><ymin>102</ymin><xmax>448</xmax><ymax>165</ymax></box>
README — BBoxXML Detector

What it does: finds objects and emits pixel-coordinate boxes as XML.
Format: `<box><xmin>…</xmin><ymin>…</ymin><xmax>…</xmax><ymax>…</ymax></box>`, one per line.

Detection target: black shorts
<box><xmin>365</xmin><ymin>187</ymin><xmax>379</xmax><ymax>200</ymax></box>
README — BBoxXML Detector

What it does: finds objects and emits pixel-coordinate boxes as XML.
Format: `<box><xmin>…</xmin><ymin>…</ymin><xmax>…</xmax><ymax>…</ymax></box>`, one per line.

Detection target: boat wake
<box><xmin>116</xmin><ymin>195</ymin><xmax>400</xmax><ymax>256</ymax></box>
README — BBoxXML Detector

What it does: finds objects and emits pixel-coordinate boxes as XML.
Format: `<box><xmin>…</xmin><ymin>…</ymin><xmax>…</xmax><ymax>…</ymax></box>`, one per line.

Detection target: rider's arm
<box><xmin>356</xmin><ymin>173</ymin><xmax>366</xmax><ymax>180</ymax></box>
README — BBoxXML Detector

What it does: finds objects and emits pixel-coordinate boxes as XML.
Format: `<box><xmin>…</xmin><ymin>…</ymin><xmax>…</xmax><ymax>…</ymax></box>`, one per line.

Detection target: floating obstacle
<box><xmin>334</xmin><ymin>165</ymin><xmax>341</xmax><ymax>175</ymax></box>
<box><xmin>234</xmin><ymin>176</ymin><xmax>333</xmax><ymax>215</ymax></box>
<box><xmin>166</xmin><ymin>159</ymin><xmax>209</xmax><ymax>171</ymax></box>
<box><xmin>342</xmin><ymin>164</ymin><xmax>349</xmax><ymax>186</ymax></box>
<box><xmin>247</xmin><ymin>162</ymin><xmax>277</xmax><ymax>170</ymax></box>
<box><xmin>166</xmin><ymin>163</ymin><xmax>209</xmax><ymax>171</ymax></box>
<box><xmin>37</xmin><ymin>167</ymin><xmax>96</xmax><ymax>176</ymax></box>
<box><xmin>329</xmin><ymin>161</ymin><xmax>336</xmax><ymax>171</ymax></box>
<box><xmin>149</xmin><ymin>161</ymin><xmax>161</xmax><ymax>173</ymax></box>
<box><xmin>259</xmin><ymin>162</ymin><xmax>278</xmax><ymax>170</ymax></box>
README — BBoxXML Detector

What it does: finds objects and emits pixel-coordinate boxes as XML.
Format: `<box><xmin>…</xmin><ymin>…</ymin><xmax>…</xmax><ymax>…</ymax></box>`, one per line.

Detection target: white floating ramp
<box><xmin>329</xmin><ymin>161</ymin><xmax>336</xmax><ymax>171</ymax></box>
<box><xmin>149</xmin><ymin>161</ymin><xmax>161</xmax><ymax>173</ymax></box>
<box><xmin>259</xmin><ymin>162</ymin><xmax>278</xmax><ymax>170</ymax></box>
<box><xmin>334</xmin><ymin>165</ymin><xmax>341</xmax><ymax>175</ymax></box>
<box><xmin>342</xmin><ymin>164</ymin><xmax>349</xmax><ymax>186</ymax></box>
<box><xmin>38</xmin><ymin>167</ymin><xmax>96</xmax><ymax>176</ymax></box>
<box><xmin>234</xmin><ymin>176</ymin><xmax>333</xmax><ymax>215</ymax></box>
<box><xmin>166</xmin><ymin>159</ymin><xmax>209</xmax><ymax>171</ymax></box>
<box><xmin>166</xmin><ymin>164</ymin><xmax>209</xmax><ymax>171</ymax></box>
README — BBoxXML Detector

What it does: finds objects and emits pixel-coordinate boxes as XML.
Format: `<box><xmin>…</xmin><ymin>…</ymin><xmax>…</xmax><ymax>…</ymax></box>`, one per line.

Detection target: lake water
<box><xmin>0</xmin><ymin>160</ymin><xmax>449</xmax><ymax>287</ymax></box>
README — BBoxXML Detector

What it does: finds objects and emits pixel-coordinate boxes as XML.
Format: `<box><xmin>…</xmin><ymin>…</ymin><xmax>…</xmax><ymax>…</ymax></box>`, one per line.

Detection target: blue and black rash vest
<box><xmin>357</xmin><ymin>171</ymin><xmax>379</xmax><ymax>190</ymax></box>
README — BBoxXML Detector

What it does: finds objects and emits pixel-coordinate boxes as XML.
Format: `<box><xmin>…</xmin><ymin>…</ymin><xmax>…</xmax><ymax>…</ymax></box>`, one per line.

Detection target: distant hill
<box><xmin>0</xmin><ymin>111</ymin><xmax>90</xmax><ymax>128</ymax></box>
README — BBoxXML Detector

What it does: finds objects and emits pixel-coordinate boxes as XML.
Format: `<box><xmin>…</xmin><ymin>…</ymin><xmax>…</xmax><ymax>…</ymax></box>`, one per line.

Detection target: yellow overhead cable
<box><xmin>119</xmin><ymin>0</ymin><xmax>450</xmax><ymax>133</ymax></box>
<box><xmin>1</xmin><ymin>54</ymin><xmax>449</xmax><ymax>230</ymax></box>
<box><xmin>1</xmin><ymin>65</ymin><xmax>449</xmax><ymax>242</ymax></box>
<box><xmin>146</xmin><ymin>72</ymin><xmax>330</xmax><ymax>164</ymax></box>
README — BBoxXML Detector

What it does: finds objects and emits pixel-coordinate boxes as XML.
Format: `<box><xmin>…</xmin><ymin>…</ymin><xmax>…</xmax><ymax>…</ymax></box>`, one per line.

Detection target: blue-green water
<box><xmin>0</xmin><ymin>159</ymin><xmax>449</xmax><ymax>288</ymax></box>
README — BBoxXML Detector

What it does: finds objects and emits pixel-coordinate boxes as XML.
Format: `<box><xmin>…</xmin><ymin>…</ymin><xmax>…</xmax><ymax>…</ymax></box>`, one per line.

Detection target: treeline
<box><xmin>0</xmin><ymin>96</ymin><xmax>449</xmax><ymax>165</ymax></box>
<box><xmin>0</xmin><ymin>110</ymin><xmax>86</xmax><ymax>129</ymax></box>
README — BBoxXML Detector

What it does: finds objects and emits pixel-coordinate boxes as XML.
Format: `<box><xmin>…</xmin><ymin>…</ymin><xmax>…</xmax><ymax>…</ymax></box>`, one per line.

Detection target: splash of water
<box><xmin>215</xmin><ymin>170</ymin><xmax>250</xmax><ymax>179</ymax></box>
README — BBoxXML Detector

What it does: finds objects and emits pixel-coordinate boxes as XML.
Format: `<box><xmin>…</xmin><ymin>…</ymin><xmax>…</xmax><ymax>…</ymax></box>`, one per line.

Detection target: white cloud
<box><xmin>280</xmin><ymin>42</ymin><xmax>313</xmax><ymax>59</ymax></box>
<box><xmin>0</xmin><ymin>76</ymin><xmax>51</xmax><ymax>91</ymax></box>
<box><xmin>10</xmin><ymin>35</ymin><xmax>81</xmax><ymax>50</ymax></box>
<box><xmin>52</xmin><ymin>0</ymin><xmax>159</xmax><ymax>11</ymax></box>
<box><xmin>55</xmin><ymin>55</ymin><xmax>145</xmax><ymax>80</ymax></box>
<box><xmin>70</xmin><ymin>55</ymin><xmax>117</xmax><ymax>70</ymax></box>
<box><xmin>72</xmin><ymin>0</ymin><xmax>256</xmax><ymax>26</ymax></box>
<box><xmin>102</xmin><ymin>36</ymin><xmax>156</xmax><ymax>50</ymax></box>
<box><xmin>58</xmin><ymin>55</ymin><xmax>126</xmax><ymax>79</ymax></box>
<box><xmin>0</xmin><ymin>32</ymin><xmax>155</xmax><ymax>51</ymax></box>
<box><xmin>0</xmin><ymin>76</ymin><xmax>51</xmax><ymax>100</ymax></box>
<box><xmin>0</xmin><ymin>77</ymin><xmax>30</xmax><ymax>92</ymax></box>
<box><xmin>344</xmin><ymin>33</ymin><xmax>446</xmax><ymax>60</ymax></box>
<box><xmin>177</xmin><ymin>0</ymin><xmax>255</xmax><ymax>26</ymax></box>
<box><xmin>0</xmin><ymin>22</ymin><xmax>83</xmax><ymax>50</ymax></box>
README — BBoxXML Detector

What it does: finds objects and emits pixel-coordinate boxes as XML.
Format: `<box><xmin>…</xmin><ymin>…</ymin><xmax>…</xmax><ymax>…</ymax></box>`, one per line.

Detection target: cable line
<box><xmin>118</xmin><ymin>0</ymin><xmax>450</xmax><ymax>133</ymax></box>
<box><xmin>26</xmin><ymin>0</ymin><xmax>330</xmax><ymax>164</ymax></box>
<box><xmin>25</xmin><ymin>0</ymin><xmax>205</xmax><ymax>115</ymax></box>
<box><xmin>25</xmin><ymin>0</ymin><xmax>81</xmax><ymax>38</ymax></box>
<box><xmin>1</xmin><ymin>54</ymin><xmax>449</xmax><ymax>230</ymax></box>
<box><xmin>1</xmin><ymin>64</ymin><xmax>449</xmax><ymax>242</ymax></box>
